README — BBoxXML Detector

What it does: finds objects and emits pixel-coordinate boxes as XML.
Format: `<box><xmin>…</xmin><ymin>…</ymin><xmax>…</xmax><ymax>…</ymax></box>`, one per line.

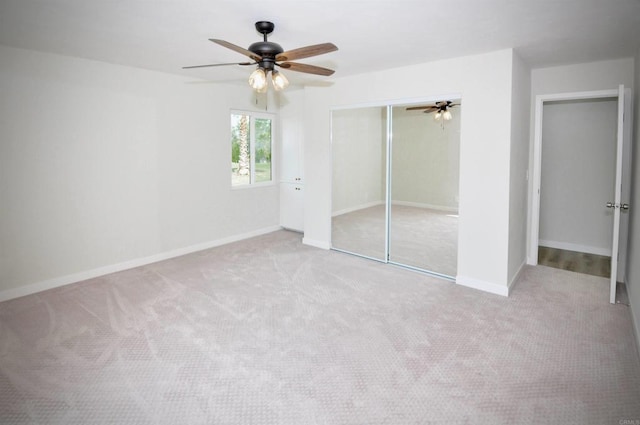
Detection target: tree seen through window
<box><xmin>231</xmin><ymin>112</ymin><xmax>273</xmax><ymax>186</ymax></box>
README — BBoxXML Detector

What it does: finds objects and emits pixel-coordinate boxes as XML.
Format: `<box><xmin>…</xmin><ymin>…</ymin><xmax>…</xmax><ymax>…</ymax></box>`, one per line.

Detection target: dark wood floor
<box><xmin>538</xmin><ymin>246</ymin><xmax>611</xmax><ymax>278</ymax></box>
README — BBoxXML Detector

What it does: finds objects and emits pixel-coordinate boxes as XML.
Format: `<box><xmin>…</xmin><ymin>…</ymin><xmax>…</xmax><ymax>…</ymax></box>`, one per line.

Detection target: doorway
<box><xmin>529</xmin><ymin>86</ymin><xmax>632</xmax><ymax>303</ymax></box>
<box><xmin>537</xmin><ymin>97</ymin><xmax>617</xmax><ymax>278</ymax></box>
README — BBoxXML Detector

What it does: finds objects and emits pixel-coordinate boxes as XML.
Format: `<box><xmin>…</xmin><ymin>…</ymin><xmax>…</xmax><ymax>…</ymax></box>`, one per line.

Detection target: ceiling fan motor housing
<box><xmin>248</xmin><ymin>41</ymin><xmax>283</xmax><ymax>71</ymax></box>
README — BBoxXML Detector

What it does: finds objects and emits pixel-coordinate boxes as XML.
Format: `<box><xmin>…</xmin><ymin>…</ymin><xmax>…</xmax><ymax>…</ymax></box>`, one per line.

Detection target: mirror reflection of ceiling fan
<box><xmin>406</xmin><ymin>100</ymin><xmax>460</xmax><ymax>121</ymax></box>
<box><xmin>183</xmin><ymin>21</ymin><xmax>338</xmax><ymax>92</ymax></box>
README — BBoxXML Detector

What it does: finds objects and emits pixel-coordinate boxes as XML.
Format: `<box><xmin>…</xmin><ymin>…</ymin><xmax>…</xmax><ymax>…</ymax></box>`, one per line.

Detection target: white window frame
<box><xmin>230</xmin><ymin>110</ymin><xmax>276</xmax><ymax>189</ymax></box>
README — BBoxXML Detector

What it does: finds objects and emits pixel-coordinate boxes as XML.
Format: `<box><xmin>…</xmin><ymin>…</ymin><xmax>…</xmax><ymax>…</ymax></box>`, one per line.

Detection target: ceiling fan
<box><xmin>406</xmin><ymin>100</ymin><xmax>459</xmax><ymax>121</ymax></box>
<box><xmin>183</xmin><ymin>21</ymin><xmax>338</xmax><ymax>92</ymax></box>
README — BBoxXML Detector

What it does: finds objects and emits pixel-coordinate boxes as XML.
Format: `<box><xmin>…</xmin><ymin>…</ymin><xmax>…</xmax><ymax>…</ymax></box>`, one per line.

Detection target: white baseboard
<box><xmin>456</xmin><ymin>275</ymin><xmax>509</xmax><ymax>297</ymax></box>
<box><xmin>0</xmin><ymin>225</ymin><xmax>282</xmax><ymax>303</ymax></box>
<box><xmin>391</xmin><ymin>200</ymin><xmax>458</xmax><ymax>213</ymax></box>
<box><xmin>332</xmin><ymin>201</ymin><xmax>384</xmax><ymax>217</ymax></box>
<box><xmin>539</xmin><ymin>239</ymin><xmax>611</xmax><ymax>257</ymax></box>
<box><xmin>302</xmin><ymin>237</ymin><xmax>331</xmax><ymax>250</ymax></box>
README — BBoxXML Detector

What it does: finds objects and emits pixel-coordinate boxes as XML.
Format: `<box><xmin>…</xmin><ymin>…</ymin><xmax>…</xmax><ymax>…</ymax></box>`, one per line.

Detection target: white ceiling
<box><xmin>1</xmin><ymin>0</ymin><xmax>639</xmax><ymax>87</ymax></box>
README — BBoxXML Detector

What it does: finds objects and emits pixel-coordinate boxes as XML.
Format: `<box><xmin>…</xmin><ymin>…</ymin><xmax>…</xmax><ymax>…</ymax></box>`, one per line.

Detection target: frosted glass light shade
<box><xmin>272</xmin><ymin>71</ymin><xmax>289</xmax><ymax>91</ymax></box>
<box><xmin>443</xmin><ymin>110</ymin><xmax>453</xmax><ymax>120</ymax></box>
<box><xmin>248</xmin><ymin>68</ymin><xmax>267</xmax><ymax>91</ymax></box>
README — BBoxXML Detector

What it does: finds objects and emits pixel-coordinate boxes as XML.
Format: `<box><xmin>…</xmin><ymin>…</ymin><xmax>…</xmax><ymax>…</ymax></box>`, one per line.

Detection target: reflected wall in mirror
<box><xmin>331</xmin><ymin>106</ymin><xmax>387</xmax><ymax>261</ymax></box>
<box><xmin>389</xmin><ymin>103</ymin><xmax>460</xmax><ymax>276</ymax></box>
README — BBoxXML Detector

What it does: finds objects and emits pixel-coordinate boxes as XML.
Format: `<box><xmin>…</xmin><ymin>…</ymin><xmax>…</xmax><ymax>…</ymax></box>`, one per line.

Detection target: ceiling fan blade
<box><xmin>276</xmin><ymin>43</ymin><xmax>338</xmax><ymax>62</ymax></box>
<box><xmin>209</xmin><ymin>39</ymin><xmax>263</xmax><ymax>61</ymax></box>
<box><xmin>279</xmin><ymin>62</ymin><xmax>335</xmax><ymax>76</ymax></box>
<box><xmin>182</xmin><ymin>62</ymin><xmax>254</xmax><ymax>69</ymax></box>
<box><xmin>406</xmin><ymin>106</ymin><xmax>437</xmax><ymax>111</ymax></box>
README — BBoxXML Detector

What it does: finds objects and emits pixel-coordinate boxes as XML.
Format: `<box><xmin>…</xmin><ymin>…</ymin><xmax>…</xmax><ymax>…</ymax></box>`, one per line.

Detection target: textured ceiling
<box><xmin>0</xmin><ymin>0</ymin><xmax>639</xmax><ymax>87</ymax></box>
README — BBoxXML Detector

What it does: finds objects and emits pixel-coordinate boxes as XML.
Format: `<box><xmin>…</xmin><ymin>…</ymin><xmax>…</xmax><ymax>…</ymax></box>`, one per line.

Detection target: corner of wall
<box><xmin>302</xmin><ymin>237</ymin><xmax>331</xmax><ymax>250</ymax></box>
<box><xmin>456</xmin><ymin>275</ymin><xmax>509</xmax><ymax>297</ymax></box>
<box><xmin>507</xmin><ymin>50</ymin><xmax>532</xmax><ymax>284</ymax></box>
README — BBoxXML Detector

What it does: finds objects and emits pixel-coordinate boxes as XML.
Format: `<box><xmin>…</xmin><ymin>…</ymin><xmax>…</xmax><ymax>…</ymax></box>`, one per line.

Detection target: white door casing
<box><xmin>528</xmin><ymin>86</ymin><xmax>631</xmax><ymax>304</ymax></box>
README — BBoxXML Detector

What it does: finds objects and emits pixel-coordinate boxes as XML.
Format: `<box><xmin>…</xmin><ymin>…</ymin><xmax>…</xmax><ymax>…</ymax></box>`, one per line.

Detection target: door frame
<box><xmin>528</xmin><ymin>87</ymin><xmax>629</xmax><ymax>302</ymax></box>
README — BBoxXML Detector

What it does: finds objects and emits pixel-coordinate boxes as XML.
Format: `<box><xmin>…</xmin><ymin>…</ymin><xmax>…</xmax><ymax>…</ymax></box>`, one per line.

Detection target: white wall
<box><xmin>539</xmin><ymin>99</ymin><xmax>617</xmax><ymax>255</ymax></box>
<box><xmin>507</xmin><ymin>52</ymin><xmax>531</xmax><ymax>285</ymax></box>
<box><xmin>626</xmin><ymin>50</ymin><xmax>640</xmax><ymax>354</ymax></box>
<box><xmin>0</xmin><ymin>46</ymin><xmax>280</xmax><ymax>300</ymax></box>
<box><xmin>531</xmin><ymin>58</ymin><xmax>634</xmax><ymax>95</ymax></box>
<box><xmin>391</xmin><ymin>106</ymin><xmax>460</xmax><ymax>210</ymax></box>
<box><xmin>331</xmin><ymin>107</ymin><xmax>386</xmax><ymax>215</ymax></box>
<box><xmin>303</xmin><ymin>49</ymin><xmax>515</xmax><ymax>294</ymax></box>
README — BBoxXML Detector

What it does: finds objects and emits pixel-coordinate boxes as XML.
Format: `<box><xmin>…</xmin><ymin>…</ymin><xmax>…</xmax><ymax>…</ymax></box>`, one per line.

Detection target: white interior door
<box><xmin>616</xmin><ymin>88</ymin><xmax>633</xmax><ymax>283</ymax></box>
<box><xmin>609</xmin><ymin>85</ymin><xmax>625</xmax><ymax>304</ymax></box>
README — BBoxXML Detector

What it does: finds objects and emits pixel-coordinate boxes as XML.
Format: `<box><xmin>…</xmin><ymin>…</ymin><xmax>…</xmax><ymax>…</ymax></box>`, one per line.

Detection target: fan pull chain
<box><xmin>253</xmin><ymin>91</ymin><xmax>270</xmax><ymax>111</ymax></box>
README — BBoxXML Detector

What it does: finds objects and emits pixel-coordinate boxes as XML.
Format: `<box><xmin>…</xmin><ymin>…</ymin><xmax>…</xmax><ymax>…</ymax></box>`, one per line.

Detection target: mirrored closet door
<box><xmin>331</xmin><ymin>100</ymin><xmax>461</xmax><ymax>278</ymax></box>
<box><xmin>331</xmin><ymin>106</ymin><xmax>388</xmax><ymax>261</ymax></box>
<box><xmin>388</xmin><ymin>105</ymin><xmax>460</xmax><ymax>277</ymax></box>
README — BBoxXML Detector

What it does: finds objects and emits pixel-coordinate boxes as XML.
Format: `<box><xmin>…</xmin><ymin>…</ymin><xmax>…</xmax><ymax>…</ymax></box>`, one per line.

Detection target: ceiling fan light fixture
<box><xmin>271</xmin><ymin>70</ymin><xmax>289</xmax><ymax>91</ymax></box>
<box><xmin>434</xmin><ymin>111</ymin><xmax>442</xmax><ymax>121</ymax></box>
<box><xmin>248</xmin><ymin>67</ymin><xmax>267</xmax><ymax>91</ymax></box>
<box><xmin>443</xmin><ymin>110</ymin><xmax>453</xmax><ymax>120</ymax></box>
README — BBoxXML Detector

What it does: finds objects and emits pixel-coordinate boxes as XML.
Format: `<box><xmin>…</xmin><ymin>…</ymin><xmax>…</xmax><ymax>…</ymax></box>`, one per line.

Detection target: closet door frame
<box><xmin>330</xmin><ymin>93</ymin><xmax>461</xmax><ymax>280</ymax></box>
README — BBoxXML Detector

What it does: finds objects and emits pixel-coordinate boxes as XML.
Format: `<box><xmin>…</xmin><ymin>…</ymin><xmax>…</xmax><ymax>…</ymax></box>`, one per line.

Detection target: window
<box><xmin>231</xmin><ymin>111</ymin><xmax>274</xmax><ymax>187</ymax></box>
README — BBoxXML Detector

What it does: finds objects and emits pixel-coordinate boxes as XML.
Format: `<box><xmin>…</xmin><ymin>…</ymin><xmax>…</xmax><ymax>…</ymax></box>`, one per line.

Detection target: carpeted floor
<box><xmin>332</xmin><ymin>204</ymin><xmax>458</xmax><ymax>276</ymax></box>
<box><xmin>1</xmin><ymin>230</ymin><xmax>639</xmax><ymax>424</ymax></box>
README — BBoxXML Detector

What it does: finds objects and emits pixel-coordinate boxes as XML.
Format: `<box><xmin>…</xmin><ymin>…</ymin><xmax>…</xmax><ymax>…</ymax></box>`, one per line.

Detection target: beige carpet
<box><xmin>332</xmin><ymin>204</ymin><xmax>458</xmax><ymax>276</ymax></box>
<box><xmin>1</xmin><ymin>230</ymin><xmax>639</xmax><ymax>424</ymax></box>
